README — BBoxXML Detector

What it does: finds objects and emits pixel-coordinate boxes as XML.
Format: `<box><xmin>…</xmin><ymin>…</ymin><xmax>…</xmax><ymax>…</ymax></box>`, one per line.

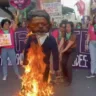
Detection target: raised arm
<box><xmin>11</xmin><ymin>10</ymin><xmax>19</xmax><ymax>31</ymax></box>
<box><xmin>58</xmin><ymin>37</ymin><xmax>64</xmax><ymax>51</ymax></box>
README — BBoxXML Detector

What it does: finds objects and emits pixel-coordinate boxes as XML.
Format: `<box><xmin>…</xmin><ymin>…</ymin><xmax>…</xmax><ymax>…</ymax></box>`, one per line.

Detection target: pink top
<box><xmin>88</xmin><ymin>25</ymin><xmax>96</xmax><ymax>40</ymax></box>
<box><xmin>51</xmin><ymin>29</ymin><xmax>59</xmax><ymax>39</ymax></box>
<box><xmin>0</xmin><ymin>27</ymin><xmax>15</xmax><ymax>48</ymax></box>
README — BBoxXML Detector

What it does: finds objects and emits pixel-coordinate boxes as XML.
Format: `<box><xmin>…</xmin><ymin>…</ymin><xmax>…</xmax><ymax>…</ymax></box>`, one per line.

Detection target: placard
<box><xmin>43</xmin><ymin>2</ymin><xmax>62</xmax><ymax>15</ymax></box>
<box><xmin>9</xmin><ymin>0</ymin><xmax>31</xmax><ymax>10</ymax></box>
<box><xmin>0</xmin><ymin>34</ymin><xmax>12</xmax><ymax>47</ymax></box>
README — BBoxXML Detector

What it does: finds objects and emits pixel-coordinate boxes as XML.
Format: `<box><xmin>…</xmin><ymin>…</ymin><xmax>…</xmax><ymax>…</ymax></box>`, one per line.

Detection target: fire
<box><xmin>18</xmin><ymin>43</ymin><xmax>54</xmax><ymax>96</ymax></box>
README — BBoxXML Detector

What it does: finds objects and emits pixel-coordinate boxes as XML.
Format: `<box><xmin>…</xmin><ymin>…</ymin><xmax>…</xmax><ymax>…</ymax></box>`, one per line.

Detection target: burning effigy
<box><xmin>17</xmin><ymin>9</ymin><xmax>59</xmax><ymax>96</ymax></box>
<box><xmin>18</xmin><ymin>43</ymin><xmax>54</xmax><ymax>96</ymax></box>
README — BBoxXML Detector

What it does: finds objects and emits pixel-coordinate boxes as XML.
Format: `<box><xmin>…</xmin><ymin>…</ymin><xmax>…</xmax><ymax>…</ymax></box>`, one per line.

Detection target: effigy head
<box><xmin>27</xmin><ymin>10</ymin><xmax>51</xmax><ymax>34</ymax></box>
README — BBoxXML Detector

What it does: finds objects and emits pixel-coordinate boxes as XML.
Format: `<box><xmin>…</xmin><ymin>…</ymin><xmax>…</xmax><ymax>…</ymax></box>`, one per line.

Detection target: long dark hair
<box><xmin>59</xmin><ymin>20</ymin><xmax>68</xmax><ymax>27</ymax></box>
<box><xmin>65</xmin><ymin>21</ymin><xmax>74</xmax><ymax>33</ymax></box>
<box><xmin>64</xmin><ymin>21</ymin><xmax>74</xmax><ymax>40</ymax></box>
<box><xmin>1</xmin><ymin>19</ymin><xmax>11</xmax><ymax>28</ymax></box>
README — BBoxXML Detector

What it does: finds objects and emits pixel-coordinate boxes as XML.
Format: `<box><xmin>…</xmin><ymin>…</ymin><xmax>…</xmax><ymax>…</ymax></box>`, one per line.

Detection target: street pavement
<box><xmin>0</xmin><ymin>66</ymin><xmax>96</xmax><ymax>96</ymax></box>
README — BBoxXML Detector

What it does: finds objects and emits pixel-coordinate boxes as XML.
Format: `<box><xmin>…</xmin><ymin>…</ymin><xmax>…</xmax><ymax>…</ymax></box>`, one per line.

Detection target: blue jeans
<box><xmin>89</xmin><ymin>41</ymin><xmax>96</xmax><ymax>74</ymax></box>
<box><xmin>1</xmin><ymin>48</ymin><xmax>20</xmax><ymax>76</ymax></box>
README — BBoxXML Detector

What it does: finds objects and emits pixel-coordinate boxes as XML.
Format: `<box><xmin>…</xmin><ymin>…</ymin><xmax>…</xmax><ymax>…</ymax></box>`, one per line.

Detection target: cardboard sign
<box><xmin>43</xmin><ymin>2</ymin><xmax>62</xmax><ymax>15</ymax></box>
<box><xmin>0</xmin><ymin>34</ymin><xmax>12</xmax><ymax>47</ymax></box>
<box><xmin>9</xmin><ymin>0</ymin><xmax>31</xmax><ymax>10</ymax></box>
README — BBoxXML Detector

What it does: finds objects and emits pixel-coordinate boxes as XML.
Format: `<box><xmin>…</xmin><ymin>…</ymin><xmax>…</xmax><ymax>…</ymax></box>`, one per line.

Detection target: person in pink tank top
<box><xmin>0</xmin><ymin>10</ymin><xmax>21</xmax><ymax>80</ymax></box>
<box><xmin>86</xmin><ymin>15</ymin><xmax>96</xmax><ymax>78</ymax></box>
<box><xmin>51</xmin><ymin>20</ymin><xmax>67</xmax><ymax>45</ymax></box>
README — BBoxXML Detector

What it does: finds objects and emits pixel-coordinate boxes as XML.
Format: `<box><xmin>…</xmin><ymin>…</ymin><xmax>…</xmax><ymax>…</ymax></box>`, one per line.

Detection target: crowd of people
<box><xmin>0</xmin><ymin>9</ymin><xmax>96</xmax><ymax>87</ymax></box>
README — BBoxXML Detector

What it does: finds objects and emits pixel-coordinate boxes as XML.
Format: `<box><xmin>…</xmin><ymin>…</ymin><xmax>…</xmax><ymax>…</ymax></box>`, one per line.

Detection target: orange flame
<box><xmin>18</xmin><ymin>42</ymin><xmax>54</xmax><ymax>96</ymax></box>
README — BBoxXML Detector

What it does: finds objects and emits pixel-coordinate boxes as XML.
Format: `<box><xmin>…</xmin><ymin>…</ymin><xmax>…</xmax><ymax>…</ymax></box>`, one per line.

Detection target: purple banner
<box><xmin>73</xmin><ymin>29</ymin><xmax>90</xmax><ymax>68</ymax></box>
<box><xmin>0</xmin><ymin>28</ymin><xmax>91</xmax><ymax>68</ymax></box>
<box><xmin>15</xmin><ymin>28</ymin><xmax>27</xmax><ymax>53</ymax></box>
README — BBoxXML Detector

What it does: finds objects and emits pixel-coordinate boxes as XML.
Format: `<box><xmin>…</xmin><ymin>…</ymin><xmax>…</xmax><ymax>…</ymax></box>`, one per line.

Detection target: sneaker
<box><xmin>86</xmin><ymin>74</ymin><xmax>95</xmax><ymax>78</ymax></box>
<box><xmin>2</xmin><ymin>76</ymin><xmax>7</xmax><ymax>81</ymax></box>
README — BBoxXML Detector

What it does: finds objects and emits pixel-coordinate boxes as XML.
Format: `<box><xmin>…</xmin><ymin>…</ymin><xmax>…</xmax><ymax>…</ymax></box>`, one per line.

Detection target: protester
<box><xmin>0</xmin><ymin>10</ymin><xmax>21</xmax><ymax>80</ymax></box>
<box><xmin>17</xmin><ymin>21</ymin><xmax>27</xmax><ymax>28</ymax></box>
<box><xmin>59</xmin><ymin>22</ymin><xmax>77</xmax><ymax>85</ymax></box>
<box><xmin>51</xmin><ymin>18</ymin><xmax>57</xmax><ymax>28</ymax></box>
<box><xmin>17</xmin><ymin>22</ymin><xmax>22</xmax><ymax>28</ymax></box>
<box><xmin>51</xmin><ymin>20</ymin><xmax>68</xmax><ymax>45</ymax></box>
<box><xmin>76</xmin><ymin>22</ymin><xmax>82</xmax><ymax>29</ymax></box>
<box><xmin>23</xmin><ymin>10</ymin><xmax>59</xmax><ymax>82</ymax></box>
<box><xmin>86</xmin><ymin>15</ymin><xmax>96</xmax><ymax>78</ymax></box>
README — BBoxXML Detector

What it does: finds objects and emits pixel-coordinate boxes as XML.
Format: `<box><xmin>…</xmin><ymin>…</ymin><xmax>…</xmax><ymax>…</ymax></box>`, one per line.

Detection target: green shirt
<box><xmin>3</xmin><ymin>30</ymin><xmax>9</xmax><ymax>34</ymax></box>
<box><xmin>66</xmin><ymin>32</ymin><xmax>71</xmax><ymax>40</ymax></box>
<box><xmin>77</xmin><ymin>26</ymin><xmax>81</xmax><ymax>29</ymax></box>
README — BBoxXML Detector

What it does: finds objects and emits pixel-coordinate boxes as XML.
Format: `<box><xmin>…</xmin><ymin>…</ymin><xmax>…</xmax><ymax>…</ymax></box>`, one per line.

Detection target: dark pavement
<box><xmin>0</xmin><ymin>66</ymin><xmax>96</xmax><ymax>96</ymax></box>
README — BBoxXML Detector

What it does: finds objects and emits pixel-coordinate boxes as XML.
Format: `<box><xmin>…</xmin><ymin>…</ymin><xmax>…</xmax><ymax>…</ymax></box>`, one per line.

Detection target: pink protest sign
<box><xmin>9</xmin><ymin>0</ymin><xmax>31</xmax><ymax>10</ymax></box>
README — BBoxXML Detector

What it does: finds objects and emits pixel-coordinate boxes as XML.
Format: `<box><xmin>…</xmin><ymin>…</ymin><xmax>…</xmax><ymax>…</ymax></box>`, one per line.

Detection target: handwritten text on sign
<box><xmin>0</xmin><ymin>34</ymin><xmax>12</xmax><ymax>47</ymax></box>
<box><xmin>43</xmin><ymin>2</ymin><xmax>62</xmax><ymax>15</ymax></box>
